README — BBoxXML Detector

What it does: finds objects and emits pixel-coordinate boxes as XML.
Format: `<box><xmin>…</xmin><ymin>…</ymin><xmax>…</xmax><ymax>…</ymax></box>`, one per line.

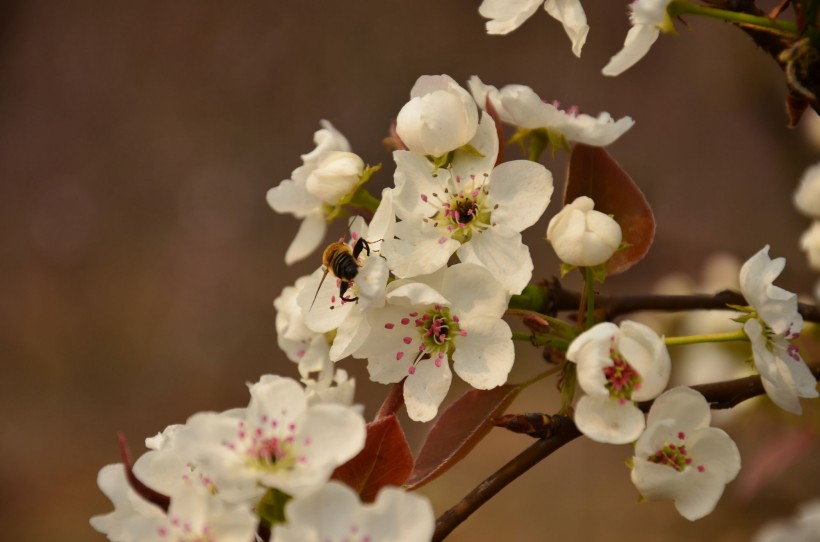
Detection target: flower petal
<box><xmin>575</xmin><ymin>395</ymin><xmax>646</xmax><ymax>444</ymax></box>
<box><xmin>602</xmin><ymin>23</ymin><xmax>661</xmax><ymax>77</ymax></box>
<box><xmin>452</xmin><ymin>315</ymin><xmax>514</xmax><ymax>389</ymax></box>
<box><xmin>486</xmin><ymin>160</ymin><xmax>554</xmax><ymax>233</ymax></box>
<box><xmin>285</xmin><ymin>213</ymin><xmax>327</xmax><ymax>265</ymax></box>
<box><xmin>479</xmin><ymin>0</ymin><xmax>542</xmax><ymax>35</ymax></box>
<box><xmin>456</xmin><ymin>226</ymin><xmax>533</xmax><ymax>295</ymax></box>
<box><xmin>543</xmin><ymin>0</ymin><xmax>589</xmax><ymax>57</ymax></box>
<box><xmin>404</xmin><ymin>358</ymin><xmax>453</xmax><ymax>422</ymax></box>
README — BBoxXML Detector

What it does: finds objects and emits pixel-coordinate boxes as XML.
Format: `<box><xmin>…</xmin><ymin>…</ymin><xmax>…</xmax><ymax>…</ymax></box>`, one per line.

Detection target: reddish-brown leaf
<box><xmin>404</xmin><ymin>384</ymin><xmax>522</xmax><ymax>490</ymax></box>
<box><xmin>564</xmin><ymin>144</ymin><xmax>655</xmax><ymax>275</ymax></box>
<box><xmin>331</xmin><ymin>414</ymin><xmax>413</xmax><ymax>502</ymax></box>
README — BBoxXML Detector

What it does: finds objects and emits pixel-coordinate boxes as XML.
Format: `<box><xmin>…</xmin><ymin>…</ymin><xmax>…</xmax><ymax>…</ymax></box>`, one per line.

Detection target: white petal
<box><xmin>544</xmin><ymin>0</ymin><xmax>589</xmax><ymax>57</ymax></box>
<box><xmin>688</xmin><ymin>427</ymin><xmax>741</xmax><ymax>483</ymax></box>
<box><xmin>479</xmin><ymin>0</ymin><xmax>542</xmax><ymax>34</ymax></box>
<box><xmin>618</xmin><ymin>320</ymin><xmax>671</xmax><ymax>400</ymax></box>
<box><xmin>500</xmin><ymin>85</ymin><xmax>565</xmax><ymax>129</ymax></box>
<box><xmin>404</xmin><ymin>358</ymin><xmax>453</xmax><ymax>422</ymax></box>
<box><xmin>297</xmin><ymin>266</ymin><xmax>356</xmax><ymax>332</ymax></box>
<box><xmin>392</xmin><ymin>150</ymin><xmax>442</xmax><ymax>220</ymax></box>
<box><xmin>279</xmin><ymin>481</ymin><xmax>358</xmax><ymax>539</ymax></box>
<box><xmin>329</xmin><ymin>310</ymin><xmax>370</xmax><ymax>361</ymax></box>
<box><xmin>456</xmin><ymin>226</ymin><xmax>533</xmax><ymax>295</ymax></box>
<box><xmin>739</xmin><ymin>246</ymin><xmax>801</xmax><ymax>335</ymax></box>
<box><xmin>646</xmin><ymin>387</ymin><xmax>711</xmax><ymax>432</ymax></box>
<box><xmin>557</xmin><ymin>111</ymin><xmax>635</xmax><ymax>146</ymax></box>
<box><xmin>486</xmin><ymin>160</ymin><xmax>554</xmax><ymax>233</ymax></box>
<box><xmin>362</xmin><ymin>487</ymin><xmax>436</xmax><ymax>541</ymax></box>
<box><xmin>442</xmin><ymin>263</ymin><xmax>508</xmax><ymax>319</ymax></box>
<box><xmin>575</xmin><ymin>395</ymin><xmax>646</xmax><ymax>444</ymax></box>
<box><xmin>285</xmin><ymin>214</ymin><xmax>327</xmax><ymax>265</ymax></box>
<box><xmin>267</xmin><ymin>178</ymin><xmax>319</xmax><ymax>218</ymax></box>
<box><xmin>602</xmin><ymin>23</ymin><xmax>661</xmax><ymax>77</ymax></box>
<box><xmin>381</xmin><ymin>223</ymin><xmax>458</xmax><ymax>279</ymax></box>
<box><xmin>452</xmin><ymin>316</ymin><xmax>514</xmax><ymax>389</ymax></box>
<box><xmin>450</xmin><ymin>113</ymin><xmax>500</xmax><ymax>180</ymax></box>
<box><xmin>386</xmin><ymin>280</ymin><xmax>450</xmax><ymax>307</ymax></box>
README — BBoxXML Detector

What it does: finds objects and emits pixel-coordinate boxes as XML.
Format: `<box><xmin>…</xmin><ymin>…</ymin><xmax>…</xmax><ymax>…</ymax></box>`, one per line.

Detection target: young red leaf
<box><xmin>564</xmin><ymin>144</ymin><xmax>655</xmax><ymax>275</ymax></box>
<box><xmin>331</xmin><ymin>413</ymin><xmax>414</xmax><ymax>503</ymax></box>
<box><xmin>404</xmin><ymin>384</ymin><xmax>522</xmax><ymax>490</ymax></box>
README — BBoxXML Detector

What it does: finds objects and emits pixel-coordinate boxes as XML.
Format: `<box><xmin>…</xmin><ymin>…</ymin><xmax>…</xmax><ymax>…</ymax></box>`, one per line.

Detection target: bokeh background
<box><xmin>2</xmin><ymin>1</ymin><xmax>820</xmax><ymax>540</ymax></box>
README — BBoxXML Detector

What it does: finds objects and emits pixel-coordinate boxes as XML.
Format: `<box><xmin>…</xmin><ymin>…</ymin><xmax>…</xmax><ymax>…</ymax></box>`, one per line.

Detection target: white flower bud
<box><xmin>546</xmin><ymin>195</ymin><xmax>622</xmax><ymax>267</ymax></box>
<box><xmin>305</xmin><ymin>151</ymin><xmax>364</xmax><ymax>204</ymax></box>
<box><xmin>794</xmin><ymin>162</ymin><xmax>820</xmax><ymax>218</ymax></box>
<box><xmin>396</xmin><ymin>74</ymin><xmax>479</xmax><ymax>157</ymax></box>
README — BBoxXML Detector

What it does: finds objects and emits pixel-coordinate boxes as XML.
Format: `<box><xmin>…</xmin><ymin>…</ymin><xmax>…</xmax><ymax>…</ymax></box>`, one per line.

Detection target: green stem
<box><xmin>669</xmin><ymin>0</ymin><xmax>798</xmax><ymax>35</ymax></box>
<box><xmin>347</xmin><ymin>187</ymin><xmax>381</xmax><ymax>213</ymax></box>
<box><xmin>511</xmin><ymin>331</ymin><xmax>570</xmax><ymax>350</ymax></box>
<box><xmin>664</xmin><ymin>329</ymin><xmax>748</xmax><ymax>347</ymax></box>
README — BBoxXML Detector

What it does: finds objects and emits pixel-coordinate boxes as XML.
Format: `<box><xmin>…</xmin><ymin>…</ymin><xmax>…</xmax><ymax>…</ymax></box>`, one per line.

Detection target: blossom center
<box><xmin>646</xmin><ymin>432</ymin><xmax>704</xmax><ymax>473</ymax></box>
<box><xmin>604</xmin><ymin>338</ymin><xmax>642</xmax><ymax>403</ymax></box>
<box><xmin>226</xmin><ymin>417</ymin><xmax>309</xmax><ymax>472</ymax></box>
<box><xmin>422</xmin><ymin>171</ymin><xmax>493</xmax><ymax>243</ymax></box>
<box><xmin>385</xmin><ymin>305</ymin><xmax>467</xmax><ymax>375</ymax></box>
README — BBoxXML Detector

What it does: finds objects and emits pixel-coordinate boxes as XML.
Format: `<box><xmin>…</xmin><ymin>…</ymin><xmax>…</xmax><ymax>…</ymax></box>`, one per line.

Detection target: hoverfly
<box><xmin>309</xmin><ymin>234</ymin><xmax>371</xmax><ymax>310</ymax></box>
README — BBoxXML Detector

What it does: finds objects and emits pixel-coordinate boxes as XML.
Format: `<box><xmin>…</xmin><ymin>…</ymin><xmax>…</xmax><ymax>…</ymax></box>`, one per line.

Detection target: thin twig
<box><xmin>540</xmin><ymin>281</ymin><xmax>820</xmax><ymax>323</ymax></box>
<box><xmin>432</xmin><ymin>415</ymin><xmax>581</xmax><ymax>541</ymax></box>
<box><xmin>433</xmin><ymin>361</ymin><xmax>820</xmax><ymax>540</ymax></box>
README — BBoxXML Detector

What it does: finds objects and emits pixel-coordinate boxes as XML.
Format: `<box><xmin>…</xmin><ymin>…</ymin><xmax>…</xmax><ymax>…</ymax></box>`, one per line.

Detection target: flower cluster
<box><xmin>91</xmin><ymin>375</ymin><xmax>435</xmax><ymax>541</ymax></box>
<box><xmin>267</xmin><ymin>74</ymin><xmax>630</xmax><ymax>423</ymax></box>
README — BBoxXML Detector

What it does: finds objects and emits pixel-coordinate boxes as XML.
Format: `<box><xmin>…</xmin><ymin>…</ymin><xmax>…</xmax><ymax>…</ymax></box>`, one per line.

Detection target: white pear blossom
<box><xmin>382</xmin><ymin>131</ymin><xmax>553</xmax><ymax>295</ymax></box>
<box><xmin>266</xmin><ymin>121</ymin><xmax>364</xmax><ymax>264</ymax></box>
<box><xmin>295</xmin><ymin>209</ymin><xmax>393</xmax><ymax>362</ymax></box>
<box><xmin>478</xmin><ymin>0</ymin><xmax>589</xmax><ymax>57</ymax></box>
<box><xmin>175</xmin><ymin>375</ymin><xmax>366</xmax><ymax>502</ymax></box>
<box><xmin>355</xmin><ymin>263</ymin><xmax>514</xmax><ymax>422</ymax></box>
<box><xmin>468</xmin><ymin>76</ymin><xmax>634</xmax><ymax>147</ymax></box>
<box><xmin>754</xmin><ymin>500</ymin><xmax>820</xmax><ymax>542</ymax></box>
<box><xmin>602</xmin><ymin>0</ymin><xmax>675</xmax><ymax>77</ymax></box>
<box><xmin>547</xmin><ymin>195</ymin><xmax>622</xmax><ymax>267</ymax></box>
<box><xmin>631</xmin><ymin>387</ymin><xmax>741</xmax><ymax>521</ymax></box>
<box><xmin>794</xmin><ymin>162</ymin><xmax>820</xmax><ymax>218</ymax></box>
<box><xmin>800</xmin><ymin>221</ymin><xmax>820</xmax><ymax>270</ymax></box>
<box><xmin>92</xmin><ymin>426</ymin><xmax>258</xmax><ymax>542</ymax></box>
<box><xmin>273</xmin><ymin>481</ymin><xmax>435</xmax><ymax>542</ymax></box>
<box><xmin>567</xmin><ymin>320</ymin><xmax>671</xmax><ymax>444</ymax></box>
<box><xmin>739</xmin><ymin>246</ymin><xmax>818</xmax><ymax>414</ymax></box>
<box><xmin>396</xmin><ymin>75</ymin><xmax>479</xmax><ymax>158</ymax></box>
<box><xmin>274</xmin><ymin>274</ymin><xmax>331</xmax><ymax>377</ymax></box>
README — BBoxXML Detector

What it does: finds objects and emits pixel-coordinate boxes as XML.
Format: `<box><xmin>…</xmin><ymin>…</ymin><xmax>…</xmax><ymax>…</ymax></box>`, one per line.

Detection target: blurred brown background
<box><xmin>1</xmin><ymin>1</ymin><xmax>819</xmax><ymax>541</ymax></box>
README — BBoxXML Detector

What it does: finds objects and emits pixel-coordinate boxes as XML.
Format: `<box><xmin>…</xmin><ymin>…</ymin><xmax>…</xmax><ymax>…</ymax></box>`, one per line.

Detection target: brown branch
<box><xmin>432</xmin><ymin>415</ymin><xmax>581</xmax><ymax>542</ymax></box>
<box><xmin>434</xmin><ymin>361</ymin><xmax>820</xmax><ymax>540</ymax></box>
<box><xmin>540</xmin><ymin>281</ymin><xmax>820</xmax><ymax>323</ymax></box>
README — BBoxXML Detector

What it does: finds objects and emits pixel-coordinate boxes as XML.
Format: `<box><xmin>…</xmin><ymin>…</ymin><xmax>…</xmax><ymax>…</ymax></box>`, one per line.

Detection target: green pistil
<box><xmin>604</xmin><ymin>352</ymin><xmax>642</xmax><ymax>402</ymax></box>
<box><xmin>647</xmin><ymin>436</ymin><xmax>698</xmax><ymax>473</ymax></box>
<box><xmin>418</xmin><ymin>305</ymin><xmax>463</xmax><ymax>355</ymax></box>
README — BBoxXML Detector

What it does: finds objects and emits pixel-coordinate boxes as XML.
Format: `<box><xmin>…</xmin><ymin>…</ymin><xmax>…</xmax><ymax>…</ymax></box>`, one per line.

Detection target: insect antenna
<box><xmin>309</xmin><ymin>267</ymin><xmax>332</xmax><ymax>311</ymax></box>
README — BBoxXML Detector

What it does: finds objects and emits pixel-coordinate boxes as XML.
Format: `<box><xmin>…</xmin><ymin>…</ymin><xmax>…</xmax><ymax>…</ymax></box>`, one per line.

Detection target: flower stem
<box><xmin>664</xmin><ymin>329</ymin><xmax>748</xmax><ymax>347</ymax></box>
<box><xmin>668</xmin><ymin>0</ymin><xmax>798</xmax><ymax>35</ymax></box>
<box><xmin>347</xmin><ymin>187</ymin><xmax>381</xmax><ymax>213</ymax></box>
<box><xmin>583</xmin><ymin>267</ymin><xmax>596</xmax><ymax>330</ymax></box>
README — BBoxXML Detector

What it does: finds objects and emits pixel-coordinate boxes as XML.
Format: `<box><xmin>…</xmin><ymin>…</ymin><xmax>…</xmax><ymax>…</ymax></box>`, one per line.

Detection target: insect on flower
<box><xmin>309</xmin><ymin>234</ymin><xmax>370</xmax><ymax>310</ymax></box>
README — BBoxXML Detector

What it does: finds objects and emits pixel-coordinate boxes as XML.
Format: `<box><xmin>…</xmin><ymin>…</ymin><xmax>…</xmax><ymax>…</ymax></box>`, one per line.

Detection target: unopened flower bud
<box><xmin>396</xmin><ymin>75</ymin><xmax>479</xmax><ymax>157</ymax></box>
<box><xmin>547</xmin><ymin>195</ymin><xmax>622</xmax><ymax>267</ymax></box>
<box><xmin>305</xmin><ymin>151</ymin><xmax>364</xmax><ymax>204</ymax></box>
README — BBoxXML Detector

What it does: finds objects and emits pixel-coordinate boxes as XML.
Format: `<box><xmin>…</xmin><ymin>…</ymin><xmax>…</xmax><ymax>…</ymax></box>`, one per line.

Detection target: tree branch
<box><xmin>540</xmin><ymin>280</ymin><xmax>820</xmax><ymax>322</ymax></box>
<box><xmin>432</xmin><ymin>415</ymin><xmax>581</xmax><ymax>542</ymax></box>
<box><xmin>433</xmin><ymin>361</ymin><xmax>820</xmax><ymax>540</ymax></box>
